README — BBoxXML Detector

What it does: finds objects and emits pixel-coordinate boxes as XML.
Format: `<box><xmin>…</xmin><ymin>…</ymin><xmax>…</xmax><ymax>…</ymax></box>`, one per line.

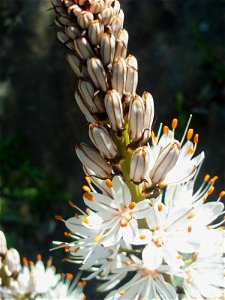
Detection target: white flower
<box><xmin>104</xmin><ymin>256</ymin><xmax>178</xmax><ymax>300</ymax></box>
<box><xmin>81</xmin><ymin>176</ymin><xmax>150</xmax><ymax>246</ymax></box>
<box><xmin>142</xmin><ymin>117</ymin><xmax>204</xmax><ymax>187</ymax></box>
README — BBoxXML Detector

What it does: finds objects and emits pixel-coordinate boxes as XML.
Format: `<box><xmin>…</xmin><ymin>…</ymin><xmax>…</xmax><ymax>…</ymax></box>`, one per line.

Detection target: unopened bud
<box><xmin>128</xmin><ymin>95</ymin><xmax>145</xmax><ymax>141</ymax></box>
<box><xmin>89</xmin><ymin>123</ymin><xmax>118</xmax><ymax>159</ymax></box>
<box><xmin>75</xmin><ymin>0</ymin><xmax>86</xmax><ymax>5</ymax></box>
<box><xmin>87</xmin><ymin>57</ymin><xmax>108</xmax><ymax>92</ymax></box>
<box><xmin>88</xmin><ymin>20</ymin><xmax>104</xmax><ymax>45</ymax></box>
<box><xmin>77</xmin><ymin>11</ymin><xmax>94</xmax><ymax>29</ymax></box>
<box><xmin>99</xmin><ymin>7</ymin><xmax>113</xmax><ymax>26</ymax></box>
<box><xmin>0</xmin><ymin>231</ymin><xmax>7</xmax><ymax>255</ymax></box>
<box><xmin>112</xmin><ymin>57</ymin><xmax>127</xmax><ymax>96</ymax></box>
<box><xmin>76</xmin><ymin>143</ymin><xmax>112</xmax><ymax>179</ymax></box>
<box><xmin>78</xmin><ymin>80</ymin><xmax>105</xmax><ymax>114</ymax></box>
<box><xmin>75</xmin><ymin>91</ymin><xmax>96</xmax><ymax>122</ymax></box>
<box><xmin>58</xmin><ymin>15</ymin><xmax>72</xmax><ymax>26</ymax></box>
<box><xmin>130</xmin><ymin>146</ymin><xmax>150</xmax><ymax>183</ymax></box>
<box><xmin>89</xmin><ymin>0</ymin><xmax>104</xmax><ymax>14</ymax></box>
<box><xmin>112</xmin><ymin>0</ymin><xmax>120</xmax><ymax>15</ymax></box>
<box><xmin>65</xmin><ymin>25</ymin><xmax>81</xmax><ymax>40</ymax></box>
<box><xmin>114</xmin><ymin>29</ymin><xmax>129</xmax><ymax>60</ymax></box>
<box><xmin>150</xmin><ymin>141</ymin><xmax>180</xmax><ymax>183</ymax></box>
<box><xmin>67</xmin><ymin>54</ymin><xmax>82</xmax><ymax>77</ymax></box>
<box><xmin>5</xmin><ymin>248</ymin><xmax>21</xmax><ymax>275</ymax></box>
<box><xmin>100</xmin><ymin>33</ymin><xmax>116</xmax><ymax>66</ymax></box>
<box><xmin>142</xmin><ymin>92</ymin><xmax>154</xmax><ymax>143</ymax></box>
<box><xmin>57</xmin><ymin>30</ymin><xmax>70</xmax><ymax>45</ymax></box>
<box><xmin>104</xmin><ymin>90</ymin><xmax>124</xmax><ymax>131</ymax></box>
<box><xmin>110</xmin><ymin>15</ymin><xmax>123</xmax><ymax>38</ymax></box>
<box><xmin>68</xmin><ymin>4</ymin><xmax>82</xmax><ymax>16</ymax></box>
<box><xmin>125</xmin><ymin>55</ymin><xmax>138</xmax><ymax>95</ymax></box>
<box><xmin>74</xmin><ymin>37</ymin><xmax>94</xmax><ymax>60</ymax></box>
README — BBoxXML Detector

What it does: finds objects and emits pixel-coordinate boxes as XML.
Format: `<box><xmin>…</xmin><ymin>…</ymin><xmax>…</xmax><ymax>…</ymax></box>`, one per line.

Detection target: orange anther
<box><xmin>129</xmin><ymin>202</ymin><xmax>136</xmax><ymax>209</ymax></box>
<box><xmin>177</xmin><ymin>255</ymin><xmax>183</xmax><ymax>259</ymax></box>
<box><xmin>194</xmin><ymin>134</ymin><xmax>199</xmax><ymax>144</ymax></box>
<box><xmin>139</xmin><ymin>234</ymin><xmax>146</xmax><ymax>240</ymax></box>
<box><xmin>37</xmin><ymin>254</ymin><xmax>42</xmax><ymax>261</ymax></box>
<box><xmin>171</xmin><ymin>118</ymin><xmax>178</xmax><ymax>129</ymax></box>
<box><xmin>82</xmin><ymin>217</ymin><xmax>89</xmax><ymax>224</ymax></box>
<box><xmin>208</xmin><ymin>186</ymin><xmax>215</xmax><ymax>195</ymax></box>
<box><xmin>210</xmin><ymin>176</ymin><xmax>218</xmax><ymax>183</ymax></box>
<box><xmin>29</xmin><ymin>261</ymin><xmax>34</xmax><ymax>267</ymax></box>
<box><xmin>54</xmin><ymin>215</ymin><xmax>63</xmax><ymax>221</ymax></box>
<box><xmin>119</xmin><ymin>290</ymin><xmax>126</xmax><ymax>295</ymax></box>
<box><xmin>74</xmin><ymin>212</ymin><xmax>79</xmax><ymax>219</ymax></box>
<box><xmin>64</xmin><ymin>232</ymin><xmax>72</xmax><ymax>237</ymax></box>
<box><xmin>188</xmin><ymin>226</ymin><xmax>192</xmax><ymax>233</ymax></box>
<box><xmin>187</xmin><ymin>147</ymin><xmax>195</xmax><ymax>154</ymax></box>
<box><xmin>203</xmin><ymin>196</ymin><xmax>207</xmax><ymax>202</ymax></box>
<box><xmin>82</xmin><ymin>185</ymin><xmax>91</xmax><ymax>192</ymax></box>
<box><xmin>187</xmin><ymin>213</ymin><xmax>195</xmax><ymax>219</ymax></box>
<box><xmin>219</xmin><ymin>191</ymin><xmax>225</xmax><ymax>198</ymax></box>
<box><xmin>105</xmin><ymin>179</ymin><xmax>113</xmax><ymax>188</ymax></box>
<box><xmin>85</xmin><ymin>176</ymin><xmax>91</xmax><ymax>184</ymax></box>
<box><xmin>74</xmin><ymin>247</ymin><xmax>80</xmax><ymax>253</ymax></box>
<box><xmin>22</xmin><ymin>257</ymin><xmax>28</xmax><ymax>265</ymax></box>
<box><xmin>187</xmin><ymin>128</ymin><xmax>194</xmax><ymax>140</ymax></box>
<box><xmin>163</xmin><ymin>125</ymin><xmax>169</xmax><ymax>135</ymax></box>
<box><xmin>47</xmin><ymin>259</ymin><xmax>52</xmax><ymax>267</ymax></box>
<box><xmin>204</xmin><ymin>174</ymin><xmax>210</xmax><ymax>182</ymax></box>
<box><xmin>77</xmin><ymin>281</ymin><xmax>87</xmax><ymax>287</ymax></box>
<box><xmin>157</xmin><ymin>203</ymin><xmax>163</xmax><ymax>212</ymax></box>
<box><xmin>66</xmin><ymin>273</ymin><xmax>73</xmax><ymax>280</ymax></box>
<box><xmin>84</xmin><ymin>193</ymin><xmax>94</xmax><ymax>201</ymax></box>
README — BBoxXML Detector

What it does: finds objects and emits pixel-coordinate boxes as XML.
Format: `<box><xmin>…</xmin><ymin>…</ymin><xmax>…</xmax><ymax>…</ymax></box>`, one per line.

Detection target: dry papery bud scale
<box><xmin>51</xmin><ymin>2</ymin><xmax>224</xmax><ymax>299</ymax></box>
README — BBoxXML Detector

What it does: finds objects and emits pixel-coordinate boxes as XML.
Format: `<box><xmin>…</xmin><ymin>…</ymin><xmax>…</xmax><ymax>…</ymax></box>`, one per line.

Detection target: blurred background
<box><xmin>0</xmin><ymin>0</ymin><xmax>224</xmax><ymax>296</ymax></box>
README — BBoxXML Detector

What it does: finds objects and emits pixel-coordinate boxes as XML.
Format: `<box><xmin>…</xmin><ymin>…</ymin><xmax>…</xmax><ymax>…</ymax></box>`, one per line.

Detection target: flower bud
<box><xmin>74</xmin><ymin>37</ymin><xmax>94</xmax><ymax>60</ymax></box>
<box><xmin>5</xmin><ymin>248</ymin><xmax>21</xmax><ymax>275</ymax></box>
<box><xmin>99</xmin><ymin>7</ymin><xmax>113</xmax><ymax>26</ymax></box>
<box><xmin>76</xmin><ymin>143</ymin><xmax>112</xmax><ymax>179</ymax></box>
<box><xmin>112</xmin><ymin>57</ymin><xmax>127</xmax><ymax>96</ymax></box>
<box><xmin>58</xmin><ymin>15</ymin><xmax>71</xmax><ymax>26</ymax></box>
<box><xmin>130</xmin><ymin>146</ymin><xmax>150</xmax><ymax>183</ymax></box>
<box><xmin>142</xmin><ymin>92</ymin><xmax>154</xmax><ymax>143</ymax></box>
<box><xmin>77</xmin><ymin>11</ymin><xmax>94</xmax><ymax>29</ymax></box>
<box><xmin>67</xmin><ymin>54</ymin><xmax>82</xmax><ymax>77</ymax></box>
<box><xmin>100</xmin><ymin>33</ymin><xmax>116</xmax><ymax>66</ymax></box>
<box><xmin>68</xmin><ymin>4</ymin><xmax>82</xmax><ymax>16</ymax></box>
<box><xmin>114</xmin><ymin>29</ymin><xmax>129</xmax><ymax>60</ymax></box>
<box><xmin>118</xmin><ymin>9</ymin><xmax>124</xmax><ymax>26</ymax></box>
<box><xmin>104</xmin><ymin>90</ymin><xmax>124</xmax><ymax>131</ymax></box>
<box><xmin>89</xmin><ymin>0</ymin><xmax>104</xmax><ymax>14</ymax></box>
<box><xmin>125</xmin><ymin>55</ymin><xmax>138</xmax><ymax>95</ymax></box>
<box><xmin>89</xmin><ymin>123</ymin><xmax>118</xmax><ymax>159</ymax></box>
<box><xmin>57</xmin><ymin>30</ymin><xmax>69</xmax><ymax>45</ymax></box>
<box><xmin>112</xmin><ymin>0</ymin><xmax>120</xmax><ymax>14</ymax></box>
<box><xmin>78</xmin><ymin>80</ymin><xmax>105</xmax><ymax>114</ymax></box>
<box><xmin>87</xmin><ymin>58</ymin><xmax>108</xmax><ymax>92</ymax></box>
<box><xmin>88</xmin><ymin>20</ymin><xmax>104</xmax><ymax>45</ymax></box>
<box><xmin>65</xmin><ymin>25</ymin><xmax>81</xmax><ymax>40</ymax></box>
<box><xmin>128</xmin><ymin>95</ymin><xmax>145</xmax><ymax>141</ymax></box>
<box><xmin>75</xmin><ymin>0</ymin><xmax>86</xmax><ymax>6</ymax></box>
<box><xmin>110</xmin><ymin>15</ymin><xmax>123</xmax><ymax>38</ymax></box>
<box><xmin>150</xmin><ymin>141</ymin><xmax>180</xmax><ymax>183</ymax></box>
<box><xmin>0</xmin><ymin>231</ymin><xmax>7</xmax><ymax>255</ymax></box>
<box><xmin>75</xmin><ymin>90</ymin><xmax>96</xmax><ymax>123</ymax></box>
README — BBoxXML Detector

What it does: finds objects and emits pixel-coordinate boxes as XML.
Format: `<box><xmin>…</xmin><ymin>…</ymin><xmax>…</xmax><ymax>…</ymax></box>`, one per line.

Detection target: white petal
<box><xmin>112</xmin><ymin>176</ymin><xmax>131</xmax><ymax>208</ymax></box>
<box><xmin>142</xmin><ymin>242</ymin><xmax>163</xmax><ymax>269</ymax></box>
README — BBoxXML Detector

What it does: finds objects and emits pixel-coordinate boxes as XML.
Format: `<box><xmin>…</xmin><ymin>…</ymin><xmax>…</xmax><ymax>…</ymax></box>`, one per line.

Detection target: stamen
<box><xmin>157</xmin><ymin>203</ymin><xmax>163</xmax><ymax>212</ymax></box>
<box><xmin>85</xmin><ymin>176</ymin><xmax>91</xmax><ymax>184</ymax></box>
<box><xmin>129</xmin><ymin>202</ymin><xmax>136</xmax><ymax>209</ymax></box>
<box><xmin>208</xmin><ymin>186</ymin><xmax>214</xmax><ymax>195</ymax></box>
<box><xmin>151</xmin><ymin>131</ymin><xmax>157</xmax><ymax>143</ymax></box>
<box><xmin>194</xmin><ymin>134</ymin><xmax>199</xmax><ymax>144</ymax></box>
<box><xmin>139</xmin><ymin>234</ymin><xmax>146</xmax><ymax>240</ymax></box>
<box><xmin>163</xmin><ymin>125</ymin><xmax>169</xmax><ymax>135</ymax></box>
<box><xmin>177</xmin><ymin>255</ymin><xmax>183</xmax><ymax>259</ymax></box>
<box><xmin>180</xmin><ymin>114</ymin><xmax>192</xmax><ymax>145</ymax></box>
<box><xmin>204</xmin><ymin>174</ymin><xmax>210</xmax><ymax>182</ymax></box>
<box><xmin>187</xmin><ymin>226</ymin><xmax>192</xmax><ymax>232</ymax></box>
<box><xmin>187</xmin><ymin>213</ymin><xmax>195</xmax><ymax>219</ymax></box>
<box><xmin>64</xmin><ymin>232</ymin><xmax>72</xmax><ymax>237</ymax></box>
<box><xmin>94</xmin><ymin>235</ymin><xmax>102</xmax><ymax>242</ymax></box>
<box><xmin>66</xmin><ymin>273</ymin><xmax>73</xmax><ymax>280</ymax></box>
<box><xmin>219</xmin><ymin>191</ymin><xmax>225</xmax><ymax>199</ymax></box>
<box><xmin>105</xmin><ymin>179</ymin><xmax>113</xmax><ymax>188</ymax></box>
<box><xmin>47</xmin><ymin>259</ymin><xmax>52</xmax><ymax>267</ymax></box>
<box><xmin>171</xmin><ymin>118</ymin><xmax>178</xmax><ymax>129</ymax></box>
<box><xmin>84</xmin><ymin>193</ymin><xmax>94</xmax><ymax>201</ymax></box>
<box><xmin>187</xmin><ymin>147</ymin><xmax>195</xmax><ymax>154</ymax></box>
<box><xmin>68</xmin><ymin>200</ymin><xmax>88</xmax><ymax>216</ymax></box>
<box><xmin>119</xmin><ymin>290</ymin><xmax>126</xmax><ymax>295</ymax></box>
<box><xmin>187</xmin><ymin>128</ymin><xmax>194</xmax><ymax>140</ymax></box>
<box><xmin>82</xmin><ymin>185</ymin><xmax>91</xmax><ymax>192</ymax></box>
<box><xmin>55</xmin><ymin>215</ymin><xmax>63</xmax><ymax>221</ymax></box>
<box><xmin>22</xmin><ymin>257</ymin><xmax>28</xmax><ymax>265</ymax></box>
<box><xmin>82</xmin><ymin>217</ymin><xmax>89</xmax><ymax>224</ymax></box>
<box><xmin>37</xmin><ymin>254</ymin><xmax>42</xmax><ymax>261</ymax></box>
<box><xmin>210</xmin><ymin>176</ymin><xmax>218</xmax><ymax>183</ymax></box>
<box><xmin>77</xmin><ymin>281</ymin><xmax>87</xmax><ymax>287</ymax></box>
<box><xmin>29</xmin><ymin>261</ymin><xmax>34</xmax><ymax>267</ymax></box>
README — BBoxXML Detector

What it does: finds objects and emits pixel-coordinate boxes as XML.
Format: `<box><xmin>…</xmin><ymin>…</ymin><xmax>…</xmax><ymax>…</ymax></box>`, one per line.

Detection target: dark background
<box><xmin>0</xmin><ymin>0</ymin><xmax>224</xmax><ymax>297</ymax></box>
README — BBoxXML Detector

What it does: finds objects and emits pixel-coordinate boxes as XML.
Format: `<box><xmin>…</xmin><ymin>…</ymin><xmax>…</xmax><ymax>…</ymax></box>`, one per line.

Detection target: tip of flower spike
<box><xmin>194</xmin><ymin>134</ymin><xmax>199</xmax><ymax>144</ymax></box>
<box><xmin>82</xmin><ymin>217</ymin><xmax>89</xmax><ymax>224</ymax></box>
<box><xmin>85</xmin><ymin>176</ymin><xmax>91</xmax><ymax>184</ymax></box>
<box><xmin>37</xmin><ymin>254</ymin><xmax>42</xmax><ymax>261</ymax></box>
<box><xmin>54</xmin><ymin>215</ymin><xmax>63</xmax><ymax>221</ymax></box>
<box><xmin>84</xmin><ymin>193</ymin><xmax>94</xmax><ymax>201</ymax></box>
<box><xmin>163</xmin><ymin>125</ymin><xmax>169</xmax><ymax>135</ymax></box>
<box><xmin>204</xmin><ymin>174</ymin><xmax>210</xmax><ymax>182</ymax></box>
<box><xmin>82</xmin><ymin>185</ymin><xmax>91</xmax><ymax>192</ymax></box>
<box><xmin>208</xmin><ymin>186</ymin><xmax>215</xmax><ymax>195</ymax></box>
<box><xmin>219</xmin><ymin>191</ymin><xmax>225</xmax><ymax>198</ymax></box>
<box><xmin>187</xmin><ymin>128</ymin><xmax>194</xmax><ymax>140</ymax></box>
<box><xmin>77</xmin><ymin>281</ymin><xmax>87</xmax><ymax>287</ymax></box>
<box><xmin>66</xmin><ymin>273</ymin><xmax>73</xmax><ymax>280</ymax></box>
<box><xmin>171</xmin><ymin>118</ymin><xmax>178</xmax><ymax>129</ymax></box>
<box><xmin>128</xmin><ymin>202</ymin><xmax>136</xmax><ymax>209</ymax></box>
<box><xmin>22</xmin><ymin>257</ymin><xmax>28</xmax><ymax>265</ymax></box>
<box><xmin>105</xmin><ymin>179</ymin><xmax>113</xmax><ymax>188</ymax></box>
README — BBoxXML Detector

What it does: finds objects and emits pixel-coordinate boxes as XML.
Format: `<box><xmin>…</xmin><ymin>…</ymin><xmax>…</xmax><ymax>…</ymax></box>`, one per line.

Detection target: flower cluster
<box><xmin>52</xmin><ymin>0</ymin><xmax>225</xmax><ymax>299</ymax></box>
<box><xmin>0</xmin><ymin>231</ymin><xmax>86</xmax><ymax>300</ymax></box>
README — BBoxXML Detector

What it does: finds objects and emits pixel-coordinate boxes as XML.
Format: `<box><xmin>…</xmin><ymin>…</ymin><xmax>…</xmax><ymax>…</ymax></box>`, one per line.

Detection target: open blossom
<box><xmin>81</xmin><ymin>176</ymin><xmax>150</xmax><ymax>246</ymax></box>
